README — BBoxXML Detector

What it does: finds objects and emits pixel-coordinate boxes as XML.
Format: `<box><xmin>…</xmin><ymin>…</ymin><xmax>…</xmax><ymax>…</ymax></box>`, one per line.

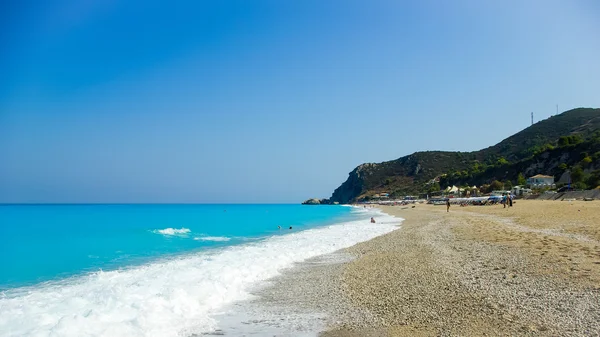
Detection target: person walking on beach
<box><xmin>509</xmin><ymin>194</ymin><xmax>513</xmax><ymax>207</ymax></box>
<box><xmin>502</xmin><ymin>194</ymin><xmax>507</xmax><ymax>208</ymax></box>
<box><xmin>446</xmin><ymin>199</ymin><xmax>450</xmax><ymax>212</ymax></box>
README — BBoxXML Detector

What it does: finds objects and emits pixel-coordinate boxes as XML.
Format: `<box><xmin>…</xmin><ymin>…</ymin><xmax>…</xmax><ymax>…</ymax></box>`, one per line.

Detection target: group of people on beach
<box><xmin>445</xmin><ymin>193</ymin><xmax>515</xmax><ymax>212</ymax></box>
<box><xmin>502</xmin><ymin>193</ymin><xmax>514</xmax><ymax>208</ymax></box>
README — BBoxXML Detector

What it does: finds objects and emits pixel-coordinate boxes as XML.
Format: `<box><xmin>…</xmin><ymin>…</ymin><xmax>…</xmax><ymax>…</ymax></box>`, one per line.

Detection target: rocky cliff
<box><xmin>330</xmin><ymin>152</ymin><xmax>471</xmax><ymax>203</ymax></box>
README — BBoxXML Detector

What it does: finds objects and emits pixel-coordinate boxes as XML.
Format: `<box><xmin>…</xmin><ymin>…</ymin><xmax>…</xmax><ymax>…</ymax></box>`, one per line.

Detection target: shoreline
<box><xmin>251</xmin><ymin>200</ymin><xmax>600</xmax><ymax>336</ymax></box>
<box><xmin>0</xmin><ymin>205</ymin><xmax>399</xmax><ymax>337</ymax></box>
<box><xmin>205</xmin><ymin>207</ymin><xmax>403</xmax><ymax>336</ymax></box>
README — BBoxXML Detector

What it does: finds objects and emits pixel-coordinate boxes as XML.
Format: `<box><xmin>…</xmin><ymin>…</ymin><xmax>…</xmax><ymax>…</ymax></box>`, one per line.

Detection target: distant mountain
<box><xmin>330</xmin><ymin>108</ymin><xmax>600</xmax><ymax>203</ymax></box>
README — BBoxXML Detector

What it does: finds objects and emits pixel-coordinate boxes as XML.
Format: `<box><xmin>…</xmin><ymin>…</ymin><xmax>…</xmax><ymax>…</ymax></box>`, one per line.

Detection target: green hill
<box><xmin>477</xmin><ymin>108</ymin><xmax>600</xmax><ymax>162</ymax></box>
<box><xmin>330</xmin><ymin>108</ymin><xmax>600</xmax><ymax>203</ymax></box>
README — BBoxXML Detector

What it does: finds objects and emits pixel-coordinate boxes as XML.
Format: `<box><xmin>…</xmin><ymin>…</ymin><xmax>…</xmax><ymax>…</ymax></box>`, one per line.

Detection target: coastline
<box><xmin>211</xmin><ymin>206</ymin><xmax>402</xmax><ymax>336</ymax></box>
<box><xmin>251</xmin><ymin>200</ymin><xmax>600</xmax><ymax>336</ymax></box>
<box><xmin>0</xmin><ymin>205</ymin><xmax>401</xmax><ymax>337</ymax></box>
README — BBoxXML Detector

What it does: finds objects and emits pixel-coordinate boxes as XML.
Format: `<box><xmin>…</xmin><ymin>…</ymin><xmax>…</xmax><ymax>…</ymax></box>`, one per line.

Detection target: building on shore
<box><xmin>512</xmin><ymin>185</ymin><xmax>533</xmax><ymax>196</ymax></box>
<box><xmin>526</xmin><ymin>174</ymin><xmax>555</xmax><ymax>188</ymax></box>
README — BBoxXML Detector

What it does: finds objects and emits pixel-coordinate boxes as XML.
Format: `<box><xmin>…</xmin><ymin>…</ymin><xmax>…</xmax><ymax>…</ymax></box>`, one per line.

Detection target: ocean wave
<box><xmin>194</xmin><ymin>236</ymin><xmax>231</xmax><ymax>242</ymax></box>
<box><xmin>349</xmin><ymin>206</ymin><xmax>383</xmax><ymax>216</ymax></box>
<box><xmin>153</xmin><ymin>227</ymin><xmax>191</xmax><ymax>235</ymax></box>
<box><xmin>0</xmin><ymin>214</ymin><xmax>402</xmax><ymax>337</ymax></box>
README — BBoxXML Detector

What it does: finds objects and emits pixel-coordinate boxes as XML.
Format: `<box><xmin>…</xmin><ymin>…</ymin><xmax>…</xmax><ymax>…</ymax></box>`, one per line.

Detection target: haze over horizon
<box><xmin>1</xmin><ymin>0</ymin><xmax>600</xmax><ymax>203</ymax></box>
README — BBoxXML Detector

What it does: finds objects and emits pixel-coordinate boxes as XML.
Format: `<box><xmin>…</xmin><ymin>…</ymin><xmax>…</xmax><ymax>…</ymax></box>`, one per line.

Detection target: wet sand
<box><xmin>318</xmin><ymin>200</ymin><xmax>600</xmax><ymax>336</ymax></box>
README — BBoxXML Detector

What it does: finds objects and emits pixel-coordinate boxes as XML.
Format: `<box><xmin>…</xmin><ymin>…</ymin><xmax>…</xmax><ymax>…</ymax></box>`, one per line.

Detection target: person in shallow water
<box><xmin>370</xmin><ymin>217</ymin><xmax>376</xmax><ymax>223</ymax></box>
<box><xmin>289</xmin><ymin>226</ymin><xmax>292</xmax><ymax>229</ymax></box>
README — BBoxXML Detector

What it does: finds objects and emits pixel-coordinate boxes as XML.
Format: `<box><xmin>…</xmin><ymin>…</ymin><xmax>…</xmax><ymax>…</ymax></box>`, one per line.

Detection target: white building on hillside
<box><xmin>527</xmin><ymin>174</ymin><xmax>554</xmax><ymax>187</ymax></box>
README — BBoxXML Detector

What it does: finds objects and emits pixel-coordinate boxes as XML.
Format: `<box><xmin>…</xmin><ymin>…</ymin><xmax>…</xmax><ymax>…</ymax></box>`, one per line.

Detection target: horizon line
<box><xmin>0</xmin><ymin>202</ymin><xmax>308</xmax><ymax>206</ymax></box>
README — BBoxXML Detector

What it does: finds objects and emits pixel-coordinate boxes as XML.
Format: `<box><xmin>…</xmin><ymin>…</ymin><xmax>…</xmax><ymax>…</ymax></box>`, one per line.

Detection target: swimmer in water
<box><xmin>289</xmin><ymin>226</ymin><xmax>293</xmax><ymax>230</ymax></box>
<box><xmin>278</xmin><ymin>225</ymin><xmax>281</xmax><ymax>230</ymax></box>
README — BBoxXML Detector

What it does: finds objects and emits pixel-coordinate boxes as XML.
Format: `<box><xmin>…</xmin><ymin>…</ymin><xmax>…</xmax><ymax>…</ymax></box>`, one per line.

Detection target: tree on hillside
<box><xmin>517</xmin><ymin>173</ymin><xmax>526</xmax><ymax>186</ymax></box>
<box><xmin>532</xmin><ymin>143</ymin><xmax>556</xmax><ymax>156</ymax></box>
<box><xmin>490</xmin><ymin>180</ymin><xmax>503</xmax><ymax>191</ymax></box>
<box><xmin>558</xmin><ymin>136</ymin><xmax>569</xmax><ymax>147</ymax></box>
<box><xmin>571</xmin><ymin>165</ymin><xmax>584</xmax><ymax>184</ymax></box>
<box><xmin>558</xmin><ymin>135</ymin><xmax>584</xmax><ymax>147</ymax></box>
<box><xmin>427</xmin><ymin>182</ymin><xmax>441</xmax><ymax>193</ymax></box>
<box><xmin>586</xmin><ymin>169</ymin><xmax>600</xmax><ymax>189</ymax></box>
<box><xmin>480</xmin><ymin>184</ymin><xmax>491</xmax><ymax>194</ymax></box>
<box><xmin>558</xmin><ymin>163</ymin><xmax>568</xmax><ymax>172</ymax></box>
<box><xmin>581</xmin><ymin>156</ymin><xmax>593</xmax><ymax>167</ymax></box>
<box><xmin>571</xmin><ymin>135</ymin><xmax>583</xmax><ymax>145</ymax></box>
<box><xmin>496</xmin><ymin>157</ymin><xmax>509</xmax><ymax>166</ymax></box>
<box><xmin>504</xmin><ymin>180</ymin><xmax>513</xmax><ymax>190</ymax></box>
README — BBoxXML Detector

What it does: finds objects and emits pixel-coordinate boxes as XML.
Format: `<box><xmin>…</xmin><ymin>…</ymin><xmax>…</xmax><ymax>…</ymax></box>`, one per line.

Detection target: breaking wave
<box><xmin>153</xmin><ymin>227</ymin><xmax>191</xmax><ymax>235</ymax></box>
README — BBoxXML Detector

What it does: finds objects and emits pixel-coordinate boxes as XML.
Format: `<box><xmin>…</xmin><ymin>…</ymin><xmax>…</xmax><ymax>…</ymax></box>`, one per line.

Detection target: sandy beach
<box><xmin>326</xmin><ymin>200</ymin><xmax>600</xmax><ymax>336</ymax></box>
<box><xmin>255</xmin><ymin>200</ymin><xmax>600</xmax><ymax>336</ymax></box>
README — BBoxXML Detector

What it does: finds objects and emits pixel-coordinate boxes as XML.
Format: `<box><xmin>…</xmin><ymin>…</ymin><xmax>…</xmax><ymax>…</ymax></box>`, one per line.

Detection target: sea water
<box><xmin>0</xmin><ymin>204</ymin><xmax>400</xmax><ymax>337</ymax></box>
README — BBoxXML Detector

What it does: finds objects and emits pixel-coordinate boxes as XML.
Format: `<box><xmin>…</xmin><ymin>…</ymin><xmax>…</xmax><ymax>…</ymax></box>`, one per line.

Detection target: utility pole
<box><xmin>531</xmin><ymin>112</ymin><xmax>534</xmax><ymax>125</ymax></box>
<box><xmin>556</xmin><ymin>104</ymin><xmax>558</xmax><ymax>116</ymax></box>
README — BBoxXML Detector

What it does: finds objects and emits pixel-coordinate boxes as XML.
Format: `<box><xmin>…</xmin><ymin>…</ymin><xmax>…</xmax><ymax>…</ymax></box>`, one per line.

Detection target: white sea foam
<box><xmin>153</xmin><ymin>227</ymin><xmax>191</xmax><ymax>235</ymax></box>
<box><xmin>349</xmin><ymin>205</ymin><xmax>374</xmax><ymax>214</ymax></box>
<box><xmin>0</xmin><ymin>209</ymin><xmax>400</xmax><ymax>337</ymax></box>
<box><xmin>194</xmin><ymin>236</ymin><xmax>231</xmax><ymax>242</ymax></box>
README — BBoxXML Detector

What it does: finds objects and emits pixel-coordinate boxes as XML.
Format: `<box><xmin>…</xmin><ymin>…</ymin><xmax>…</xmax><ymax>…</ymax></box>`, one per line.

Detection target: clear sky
<box><xmin>1</xmin><ymin>0</ymin><xmax>599</xmax><ymax>203</ymax></box>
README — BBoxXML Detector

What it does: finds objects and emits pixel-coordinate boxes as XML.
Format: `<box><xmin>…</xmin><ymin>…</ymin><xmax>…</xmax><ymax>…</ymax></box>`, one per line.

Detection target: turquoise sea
<box><xmin>0</xmin><ymin>204</ymin><xmax>400</xmax><ymax>337</ymax></box>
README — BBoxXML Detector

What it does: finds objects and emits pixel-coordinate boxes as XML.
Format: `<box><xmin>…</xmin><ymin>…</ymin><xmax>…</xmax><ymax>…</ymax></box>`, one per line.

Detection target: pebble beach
<box><xmin>255</xmin><ymin>200</ymin><xmax>600</xmax><ymax>336</ymax></box>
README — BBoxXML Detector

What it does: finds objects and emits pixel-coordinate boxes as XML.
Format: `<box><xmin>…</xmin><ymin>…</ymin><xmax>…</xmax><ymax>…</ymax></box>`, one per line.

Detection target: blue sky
<box><xmin>1</xmin><ymin>0</ymin><xmax>599</xmax><ymax>203</ymax></box>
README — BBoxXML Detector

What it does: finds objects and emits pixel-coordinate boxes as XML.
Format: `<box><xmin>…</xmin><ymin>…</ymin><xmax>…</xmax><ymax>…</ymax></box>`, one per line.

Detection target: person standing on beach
<box><xmin>446</xmin><ymin>199</ymin><xmax>450</xmax><ymax>212</ymax></box>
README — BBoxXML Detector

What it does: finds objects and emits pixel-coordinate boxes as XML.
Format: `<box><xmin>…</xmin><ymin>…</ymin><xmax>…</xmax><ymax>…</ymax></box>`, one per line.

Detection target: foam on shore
<box><xmin>0</xmin><ymin>208</ymin><xmax>400</xmax><ymax>337</ymax></box>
